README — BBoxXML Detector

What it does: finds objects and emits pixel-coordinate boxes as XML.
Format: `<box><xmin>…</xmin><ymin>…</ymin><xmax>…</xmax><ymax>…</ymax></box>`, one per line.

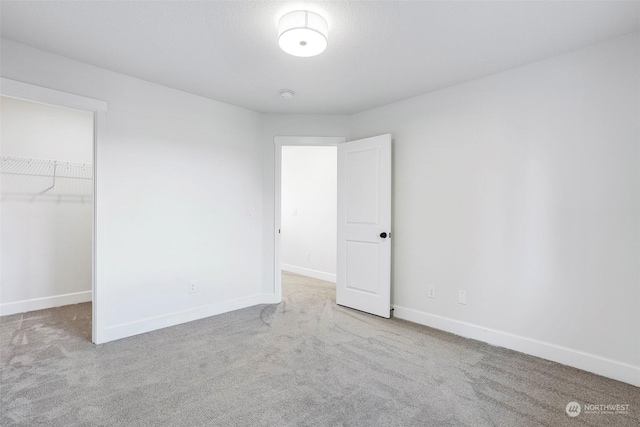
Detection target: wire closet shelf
<box><xmin>0</xmin><ymin>155</ymin><xmax>93</xmax><ymax>202</ymax></box>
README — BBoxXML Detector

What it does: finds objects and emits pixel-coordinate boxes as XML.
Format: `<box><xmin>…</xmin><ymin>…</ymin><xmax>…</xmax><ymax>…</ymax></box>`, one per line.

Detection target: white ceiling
<box><xmin>1</xmin><ymin>1</ymin><xmax>639</xmax><ymax>114</ymax></box>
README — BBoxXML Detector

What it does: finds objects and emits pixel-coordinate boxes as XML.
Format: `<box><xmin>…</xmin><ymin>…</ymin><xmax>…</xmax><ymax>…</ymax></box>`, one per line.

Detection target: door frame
<box><xmin>1</xmin><ymin>78</ymin><xmax>107</xmax><ymax>344</ymax></box>
<box><xmin>273</xmin><ymin>136</ymin><xmax>346</xmax><ymax>302</ymax></box>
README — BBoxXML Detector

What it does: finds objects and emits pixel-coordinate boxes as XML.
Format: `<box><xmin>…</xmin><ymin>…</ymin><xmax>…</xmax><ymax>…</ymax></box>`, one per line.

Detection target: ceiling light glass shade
<box><xmin>278</xmin><ymin>10</ymin><xmax>328</xmax><ymax>57</ymax></box>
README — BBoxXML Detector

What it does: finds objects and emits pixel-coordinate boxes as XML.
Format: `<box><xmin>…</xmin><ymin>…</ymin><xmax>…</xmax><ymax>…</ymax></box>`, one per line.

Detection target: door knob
<box><xmin>380</xmin><ymin>232</ymin><xmax>388</xmax><ymax>238</ymax></box>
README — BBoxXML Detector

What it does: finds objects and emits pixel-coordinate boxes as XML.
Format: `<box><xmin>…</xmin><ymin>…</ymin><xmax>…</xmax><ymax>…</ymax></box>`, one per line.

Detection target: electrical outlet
<box><xmin>305</xmin><ymin>252</ymin><xmax>310</xmax><ymax>261</ymax></box>
<box><xmin>458</xmin><ymin>290</ymin><xmax>467</xmax><ymax>305</ymax></box>
<box><xmin>428</xmin><ymin>286</ymin><xmax>436</xmax><ymax>299</ymax></box>
<box><xmin>189</xmin><ymin>282</ymin><xmax>197</xmax><ymax>294</ymax></box>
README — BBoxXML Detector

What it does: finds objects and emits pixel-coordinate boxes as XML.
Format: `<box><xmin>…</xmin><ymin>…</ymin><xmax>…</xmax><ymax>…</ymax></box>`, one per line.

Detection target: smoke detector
<box><xmin>280</xmin><ymin>89</ymin><xmax>295</xmax><ymax>99</ymax></box>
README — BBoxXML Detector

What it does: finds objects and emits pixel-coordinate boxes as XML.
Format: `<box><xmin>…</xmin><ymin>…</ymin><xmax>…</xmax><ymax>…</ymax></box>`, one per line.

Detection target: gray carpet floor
<box><xmin>1</xmin><ymin>272</ymin><xmax>638</xmax><ymax>426</ymax></box>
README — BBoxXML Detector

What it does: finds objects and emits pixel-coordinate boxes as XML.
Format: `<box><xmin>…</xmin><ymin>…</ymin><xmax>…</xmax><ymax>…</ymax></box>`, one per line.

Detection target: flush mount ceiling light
<box><xmin>278</xmin><ymin>10</ymin><xmax>328</xmax><ymax>57</ymax></box>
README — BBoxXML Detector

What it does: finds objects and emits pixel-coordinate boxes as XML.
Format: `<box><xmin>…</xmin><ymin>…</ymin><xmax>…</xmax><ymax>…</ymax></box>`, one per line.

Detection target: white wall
<box><xmin>281</xmin><ymin>146</ymin><xmax>337</xmax><ymax>282</ymax></box>
<box><xmin>260</xmin><ymin>114</ymin><xmax>349</xmax><ymax>295</ymax></box>
<box><xmin>1</xmin><ymin>96</ymin><xmax>94</xmax><ymax>313</ymax></box>
<box><xmin>1</xmin><ymin>39</ymin><xmax>264</xmax><ymax>343</ymax></box>
<box><xmin>1</xmin><ymin>96</ymin><xmax>93</xmax><ymax>162</ymax></box>
<box><xmin>350</xmin><ymin>33</ymin><xmax>640</xmax><ymax>385</ymax></box>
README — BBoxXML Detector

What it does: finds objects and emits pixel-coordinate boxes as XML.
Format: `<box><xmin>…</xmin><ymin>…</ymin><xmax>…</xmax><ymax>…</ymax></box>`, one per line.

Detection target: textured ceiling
<box><xmin>1</xmin><ymin>1</ymin><xmax>639</xmax><ymax>114</ymax></box>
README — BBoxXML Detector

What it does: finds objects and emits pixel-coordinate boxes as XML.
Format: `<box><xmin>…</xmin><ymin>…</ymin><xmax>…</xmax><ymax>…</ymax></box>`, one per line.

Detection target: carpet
<box><xmin>1</xmin><ymin>272</ymin><xmax>638</xmax><ymax>426</ymax></box>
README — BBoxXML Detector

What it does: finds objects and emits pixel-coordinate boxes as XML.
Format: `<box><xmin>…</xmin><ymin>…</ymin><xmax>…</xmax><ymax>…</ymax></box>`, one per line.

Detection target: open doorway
<box><xmin>281</xmin><ymin>145</ymin><xmax>337</xmax><ymax>282</ymax></box>
<box><xmin>0</xmin><ymin>78</ymin><xmax>106</xmax><ymax>343</ymax></box>
<box><xmin>275</xmin><ymin>134</ymin><xmax>393</xmax><ymax>317</ymax></box>
<box><xmin>0</xmin><ymin>96</ymin><xmax>93</xmax><ymax>339</ymax></box>
<box><xmin>274</xmin><ymin>136</ymin><xmax>345</xmax><ymax>300</ymax></box>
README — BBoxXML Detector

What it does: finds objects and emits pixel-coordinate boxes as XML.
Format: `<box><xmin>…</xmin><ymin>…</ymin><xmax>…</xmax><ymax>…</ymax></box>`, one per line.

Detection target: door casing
<box><xmin>1</xmin><ymin>78</ymin><xmax>107</xmax><ymax>344</ymax></box>
<box><xmin>273</xmin><ymin>136</ymin><xmax>346</xmax><ymax>302</ymax></box>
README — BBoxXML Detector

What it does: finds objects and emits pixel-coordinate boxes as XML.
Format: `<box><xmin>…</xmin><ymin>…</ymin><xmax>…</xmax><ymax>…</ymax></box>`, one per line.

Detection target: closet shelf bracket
<box><xmin>38</xmin><ymin>160</ymin><xmax>57</xmax><ymax>194</ymax></box>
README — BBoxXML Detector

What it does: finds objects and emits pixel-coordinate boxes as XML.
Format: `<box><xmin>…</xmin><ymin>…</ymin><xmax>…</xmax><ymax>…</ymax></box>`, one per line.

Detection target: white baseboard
<box><xmin>393</xmin><ymin>305</ymin><xmax>640</xmax><ymax>388</ymax></box>
<box><xmin>260</xmin><ymin>293</ymin><xmax>281</xmax><ymax>304</ymax></box>
<box><xmin>281</xmin><ymin>264</ymin><xmax>336</xmax><ymax>283</ymax></box>
<box><xmin>101</xmin><ymin>293</ymin><xmax>279</xmax><ymax>343</ymax></box>
<box><xmin>0</xmin><ymin>291</ymin><xmax>92</xmax><ymax>316</ymax></box>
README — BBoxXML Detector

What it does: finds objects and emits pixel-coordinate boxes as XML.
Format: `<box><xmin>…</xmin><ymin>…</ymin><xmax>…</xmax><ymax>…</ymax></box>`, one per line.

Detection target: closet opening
<box><xmin>1</xmin><ymin>94</ymin><xmax>96</xmax><ymax>341</ymax></box>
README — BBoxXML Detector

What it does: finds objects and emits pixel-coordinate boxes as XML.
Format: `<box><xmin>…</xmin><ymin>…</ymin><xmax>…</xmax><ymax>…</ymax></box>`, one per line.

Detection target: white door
<box><xmin>337</xmin><ymin>134</ymin><xmax>392</xmax><ymax>318</ymax></box>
